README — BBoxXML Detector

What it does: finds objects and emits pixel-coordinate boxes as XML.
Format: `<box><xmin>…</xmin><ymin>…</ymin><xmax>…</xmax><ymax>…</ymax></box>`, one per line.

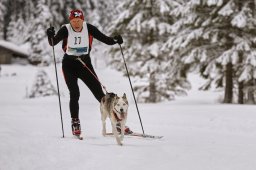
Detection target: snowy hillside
<box><xmin>1</xmin><ymin>63</ymin><xmax>256</xmax><ymax>170</ymax></box>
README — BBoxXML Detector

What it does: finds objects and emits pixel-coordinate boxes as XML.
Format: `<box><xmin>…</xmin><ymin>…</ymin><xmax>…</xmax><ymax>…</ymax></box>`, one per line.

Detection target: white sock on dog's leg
<box><xmin>102</xmin><ymin>120</ymin><xmax>106</xmax><ymax>136</ymax></box>
<box><xmin>111</xmin><ymin>121</ymin><xmax>122</xmax><ymax>146</ymax></box>
<box><xmin>120</xmin><ymin>122</ymin><xmax>125</xmax><ymax>141</ymax></box>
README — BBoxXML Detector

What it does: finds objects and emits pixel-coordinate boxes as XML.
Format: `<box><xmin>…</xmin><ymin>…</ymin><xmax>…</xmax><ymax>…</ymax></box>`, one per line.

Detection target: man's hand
<box><xmin>46</xmin><ymin>27</ymin><xmax>55</xmax><ymax>38</ymax></box>
<box><xmin>113</xmin><ymin>35</ymin><xmax>123</xmax><ymax>45</ymax></box>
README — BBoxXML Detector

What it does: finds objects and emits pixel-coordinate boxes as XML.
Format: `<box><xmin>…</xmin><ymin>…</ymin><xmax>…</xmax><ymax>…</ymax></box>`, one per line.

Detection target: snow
<box><xmin>216</xmin><ymin>49</ymin><xmax>233</xmax><ymax>65</ymax></box>
<box><xmin>1</xmin><ymin>63</ymin><xmax>256</xmax><ymax>170</ymax></box>
<box><xmin>158</xmin><ymin>22</ymin><xmax>171</xmax><ymax>35</ymax></box>
<box><xmin>127</xmin><ymin>13</ymin><xmax>143</xmax><ymax>32</ymax></box>
<box><xmin>207</xmin><ymin>0</ymin><xmax>223</xmax><ymax>6</ymax></box>
<box><xmin>218</xmin><ymin>1</ymin><xmax>234</xmax><ymax>16</ymax></box>
<box><xmin>0</xmin><ymin>40</ymin><xmax>29</xmax><ymax>56</ymax></box>
<box><xmin>239</xmin><ymin>67</ymin><xmax>251</xmax><ymax>82</ymax></box>
<box><xmin>232</xmin><ymin>11</ymin><xmax>247</xmax><ymax>28</ymax></box>
<box><xmin>247</xmin><ymin>51</ymin><xmax>256</xmax><ymax>67</ymax></box>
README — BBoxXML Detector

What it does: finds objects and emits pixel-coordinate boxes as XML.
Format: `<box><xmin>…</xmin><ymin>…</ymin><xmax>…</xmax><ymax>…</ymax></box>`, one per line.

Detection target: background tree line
<box><xmin>0</xmin><ymin>0</ymin><xmax>256</xmax><ymax>104</ymax></box>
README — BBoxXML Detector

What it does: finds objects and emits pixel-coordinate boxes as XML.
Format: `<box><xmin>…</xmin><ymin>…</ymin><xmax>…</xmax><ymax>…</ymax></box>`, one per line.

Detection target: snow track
<box><xmin>1</xmin><ymin>65</ymin><xmax>256</xmax><ymax>170</ymax></box>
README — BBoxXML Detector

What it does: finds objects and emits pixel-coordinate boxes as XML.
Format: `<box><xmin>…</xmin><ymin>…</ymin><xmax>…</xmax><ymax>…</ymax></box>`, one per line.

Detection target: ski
<box><xmin>105</xmin><ymin>132</ymin><xmax>163</xmax><ymax>139</ymax></box>
<box><xmin>129</xmin><ymin>132</ymin><xmax>163</xmax><ymax>139</ymax></box>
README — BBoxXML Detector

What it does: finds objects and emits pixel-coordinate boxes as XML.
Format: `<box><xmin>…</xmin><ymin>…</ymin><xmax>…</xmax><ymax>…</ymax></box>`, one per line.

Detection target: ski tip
<box><xmin>142</xmin><ymin>134</ymin><xmax>163</xmax><ymax>139</ymax></box>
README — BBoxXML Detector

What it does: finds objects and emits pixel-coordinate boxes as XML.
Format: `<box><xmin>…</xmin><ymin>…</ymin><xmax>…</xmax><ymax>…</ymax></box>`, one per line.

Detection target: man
<box><xmin>47</xmin><ymin>9</ymin><xmax>131</xmax><ymax>137</ymax></box>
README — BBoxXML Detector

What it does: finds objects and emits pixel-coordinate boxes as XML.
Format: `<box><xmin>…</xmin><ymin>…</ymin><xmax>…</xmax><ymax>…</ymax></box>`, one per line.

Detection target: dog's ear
<box><xmin>122</xmin><ymin>93</ymin><xmax>126</xmax><ymax>99</ymax></box>
<box><xmin>108</xmin><ymin>92</ymin><xmax>116</xmax><ymax>98</ymax></box>
<box><xmin>123</xmin><ymin>93</ymin><xmax>128</xmax><ymax>104</ymax></box>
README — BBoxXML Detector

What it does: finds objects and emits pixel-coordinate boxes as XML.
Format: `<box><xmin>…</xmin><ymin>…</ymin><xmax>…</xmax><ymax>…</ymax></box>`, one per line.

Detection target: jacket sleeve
<box><xmin>48</xmin><ymin>25</ymin><xmax>68</xmax><ymax>46</ymax></box>
<box><xmin>87</xmin><ymin>23</ymin><xmax>116</xmax><ymax>45</ymax></box>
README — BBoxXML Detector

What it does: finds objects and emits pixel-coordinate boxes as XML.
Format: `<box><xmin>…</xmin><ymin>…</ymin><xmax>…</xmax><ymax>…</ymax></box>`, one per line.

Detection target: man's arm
<box><xmin>87</xmin><ymin>23</ymin><xmax>116</xmax><ymax>45</ymax></box>
<box><xmin>47</xmin><ymin>26</ymin><xmax>68</xmax><ymax>46</ymax></box>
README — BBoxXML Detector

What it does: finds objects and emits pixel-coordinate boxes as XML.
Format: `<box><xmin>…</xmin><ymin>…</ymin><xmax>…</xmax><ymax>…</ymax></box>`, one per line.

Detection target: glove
<box><xmin>46</xmin><ymin>27</ymin><xmax>55</xmax><ymax>38</ymax></box>
<box><xmin>113</xmin><ymin>35</ymin><xmax>123</xmax><ymax>45</ymax></box>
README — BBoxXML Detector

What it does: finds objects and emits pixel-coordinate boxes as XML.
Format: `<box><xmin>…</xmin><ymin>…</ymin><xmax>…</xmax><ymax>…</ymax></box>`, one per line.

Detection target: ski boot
<box><xmin>71</xmin><ymin>118</ymin><xmax>81</xmax><ymax>136</ymax></box>
<box><xmin>116</xmin><ymin>122</ymin><xmax>133</xmax><ymax>135</ymax></box>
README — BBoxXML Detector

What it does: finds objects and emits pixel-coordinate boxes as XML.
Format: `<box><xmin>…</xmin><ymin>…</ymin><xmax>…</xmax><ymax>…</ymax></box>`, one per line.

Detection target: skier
<box><xmin>47</xmin><ymin>9</ymin><xmax>132</xmax><ymax>137</ymax></box>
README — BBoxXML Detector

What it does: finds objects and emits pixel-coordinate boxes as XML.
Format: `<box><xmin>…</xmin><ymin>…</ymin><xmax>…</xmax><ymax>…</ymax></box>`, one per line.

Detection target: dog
<box><xmin>100</xmin><ymin>92</ymin><xmax>129</xmax><ymax>146</ymax></box>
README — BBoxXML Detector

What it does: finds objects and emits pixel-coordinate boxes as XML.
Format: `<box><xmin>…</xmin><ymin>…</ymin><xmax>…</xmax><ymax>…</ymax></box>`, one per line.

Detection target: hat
<box><xmin>69</xmin><ymin>9</ymin><xmax>84</xmax><ymax>21</ymax></box>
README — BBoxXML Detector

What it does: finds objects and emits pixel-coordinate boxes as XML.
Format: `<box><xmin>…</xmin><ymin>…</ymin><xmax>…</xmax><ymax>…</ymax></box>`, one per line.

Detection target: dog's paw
<box><xmin>120</xmin><ymin>135</ymin><xmax>124</xmax><ymax>141</ymax></box>
<box><xmin>116</xmin><ymin>138</ymin><xmax>123</xmax><ymax>146</ymax></box>
<box><xmin>102</xmin><ymin>132</ymin><xmax>106</xmax><ymax>137</ymax></box>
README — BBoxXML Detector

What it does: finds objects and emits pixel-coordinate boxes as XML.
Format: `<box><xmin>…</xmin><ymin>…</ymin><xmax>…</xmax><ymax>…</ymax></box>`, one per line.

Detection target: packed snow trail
<box><xmin>1</xmin><ymin>65</ymin><xmax>256</xmax><ymax>170</ymax></box>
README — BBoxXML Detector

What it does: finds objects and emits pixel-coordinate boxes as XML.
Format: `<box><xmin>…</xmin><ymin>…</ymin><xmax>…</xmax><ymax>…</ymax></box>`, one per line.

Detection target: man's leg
<box><xmin>63</xmin><ymin>70</ymin><xmax>80</xmax><ymax>118</ymax></box>
<box><xmin>62</xmin><ymin>66</ymin><xmax>82</xmax><ymax>135</ymax></box>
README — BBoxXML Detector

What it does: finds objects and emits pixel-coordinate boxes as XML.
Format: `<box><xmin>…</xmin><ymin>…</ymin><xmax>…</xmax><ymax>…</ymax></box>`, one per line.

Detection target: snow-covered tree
<box><xmin>109</xmin><ymin>0</ymin><xmax>188</xmax><ymax>103</ymax></box>
<box><xmin>165</xmin><ymin>0</ymin><xmax>256</xmax><ymax>104</ymax></box>
<box><xmin>46</xmin><ymin>0</ymin><xmax>66</xmax><ymax>27</ymax></box>
<box><xmin>87</xmin><ymin>0</ymin><xmax>119</xmax><ymax>31</ymax></box>
<box><xmin>6</xmin><ymin>13</ymin><xmax>27</xmax><ymax>44</ymax></box>
<box><xmin>1</xmin><ymin>0</ymin><xmax>120</xmax><ymax>65</ymax></box>
<box><xmin>0</xmin><ymin>1</ymin><xmax>6</xmax><ymax>39</ymax></box>
<box><xmin>29</xmin><ymin>69</ymin><xmax>57</xmax><ymax>98</ymax></box>
<box><xmin>1</xmin><ymin>0</ymin><xmax>12</xmax><ymax>40</ymax></box>
<box><xmin>29</xmin><ymin>0</ymin><xmax>52</xmax><ymax>65</ymax></box>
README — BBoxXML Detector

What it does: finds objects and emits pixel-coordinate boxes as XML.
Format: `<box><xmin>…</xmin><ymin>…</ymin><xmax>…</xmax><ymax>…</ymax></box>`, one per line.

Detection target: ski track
<box><xmin>1</xmin><ymin>65</ymin><xmax>256</xmax><ymax>170</ymax></box>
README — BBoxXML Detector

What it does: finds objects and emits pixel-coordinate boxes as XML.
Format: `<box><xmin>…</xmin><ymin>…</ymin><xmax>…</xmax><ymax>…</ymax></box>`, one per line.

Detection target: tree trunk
<box><xmin>224</xmin><ymin>62</ymin><xmax>233</xmax><ymax>103</ymax></box>
<box><xmin>247</xmin><ymin>86</ymin><xmax>256</xmax><ymax>104</ymax></box>
<box><xmin>238</xmin><ymin>81</ymin><xmax>244</xmax><ymax>104</ymax></box>
<box><xmin>148</xmin><ymin>72</ymin><xmax>157</xmax><ymax>103</ymax></box>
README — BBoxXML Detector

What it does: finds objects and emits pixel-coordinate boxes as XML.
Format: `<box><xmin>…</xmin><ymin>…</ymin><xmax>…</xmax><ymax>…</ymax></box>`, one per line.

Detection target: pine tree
<box><xmin>6</xmin><ymin>0</ymin><xmax>33</xmax><ymax>43</ymax></box>
<box><xmin>109</xmin><ymin>0</ymin><xmax>186</xmax><ymax>103</ymax></box>
<box><xmin>6</xmin><ymin>13</ymin><xmax>27</xmax><ymax>44</ymax></box>
<box><xmin>88</xmin><ymin>0</ymin><xmax>119</xmax><ymax>30</ymax></box>
<box><xmin>0</xmin><ymin>1</ymin><xmax>6</xmax><ymax>39</ymax></box>
<box><xmin>47</xmin><ymin>0</ymin><xmax>66</xmax><ymax>27</ymax></box>
<box><xmin>6</xmin><ymin>15</ymin><xmax>16</xmax><ymax>42</ymax></box>
<box><xmin>165</xmin><ymin>0</ymin><xmax>256</xmax><ymax>104</ymax></box>
<box><xmin>29</xmin><ymin>69</ymin><xmax>58</xmax><ymax>98</ymax></box>
<box><xmin>234</xmin><ymin>1</ymin><xmax>256</xmax><ymax>104</ymax></box>
<box><xmin>29</xmin><ymin>0</ymin><xmax>52</xmax><ymax>65</ymax></box>
<box><xmin>2</xmin><ymin>0</ymin><xmax>12</xmax><ymax>40</ymax></box>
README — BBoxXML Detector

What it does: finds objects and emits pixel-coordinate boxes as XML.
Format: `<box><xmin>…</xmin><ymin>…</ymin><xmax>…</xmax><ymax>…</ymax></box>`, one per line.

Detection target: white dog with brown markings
<box><xmin>100</xmin><ymin>92</ymin><xmax>128</xmax><ymax>146</ymax></box>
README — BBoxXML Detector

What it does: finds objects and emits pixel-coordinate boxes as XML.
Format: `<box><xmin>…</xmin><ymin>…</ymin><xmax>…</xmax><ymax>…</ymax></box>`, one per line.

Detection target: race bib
<box><xmin>65</xmin><ymin>22</ymin><xmax>89</xmax><ymax>56</ymax></box>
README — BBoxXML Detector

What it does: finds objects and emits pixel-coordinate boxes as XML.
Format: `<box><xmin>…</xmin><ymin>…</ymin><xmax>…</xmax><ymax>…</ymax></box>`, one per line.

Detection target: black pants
<box><xmin>62</xmin><ymin>54</ymin><xmax>105</xmax><ymax>119</ymax></box>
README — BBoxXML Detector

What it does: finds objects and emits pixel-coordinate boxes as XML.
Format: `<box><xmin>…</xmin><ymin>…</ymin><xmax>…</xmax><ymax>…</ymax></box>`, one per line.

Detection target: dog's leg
<box><xmin>100</xmin><ymin>107</ymin><xmax>107</xmax><ymax>136</ymax></box>
<box><xmin>120</xmin><ymin>121</ymin><xmax>125</xmax><ymax>141</ymax></box>
<box><xmin>111</xmin><ymin>119</ymin><xmax>122</xmax><ymax>146</ymax></box>
<box><xmin>102</xmin><ymin>117</ymin><xmax>107</xmax><ymax>136</ymax></box>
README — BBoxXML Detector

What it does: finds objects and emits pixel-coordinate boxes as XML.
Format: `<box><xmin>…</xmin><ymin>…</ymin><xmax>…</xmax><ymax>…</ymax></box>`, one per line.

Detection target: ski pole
<box><xmin>50</xmin><ymin>28</ymin><xmax>65</xmax><ymax>138</ymax></box>
<box><xmin>119</xmin><ymin>44</ymin><xmax>145</xmax><ymax>135</ymax></box>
